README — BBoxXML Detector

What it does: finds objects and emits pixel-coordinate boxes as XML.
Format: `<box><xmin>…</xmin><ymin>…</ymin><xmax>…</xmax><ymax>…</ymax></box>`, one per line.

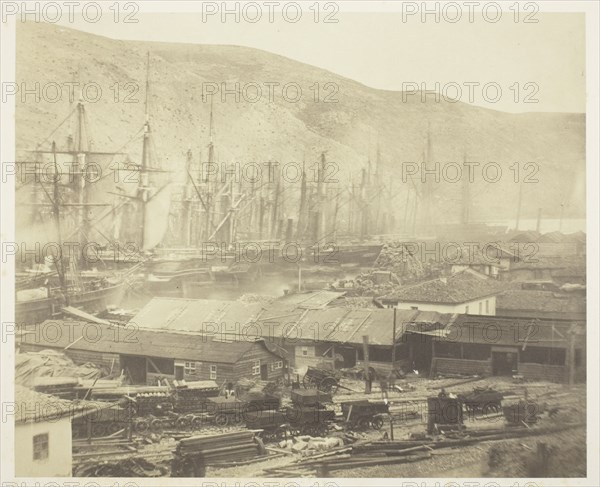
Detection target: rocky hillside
<box><xmin>16</xmin><ymin>21</ymin><xmax>585</xmax><ymax>225</ymax></box>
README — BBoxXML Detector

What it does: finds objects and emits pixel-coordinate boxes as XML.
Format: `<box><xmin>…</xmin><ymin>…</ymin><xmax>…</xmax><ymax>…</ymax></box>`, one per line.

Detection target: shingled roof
<box><xmin>380</xmin><ymin>270</ymin><xmax>506</xmax><ymax>304</ymax></box>
<box><xmin>14</xmin><ymin>385</ymin><xmax>112</xmax><ymax>424</ymax></box>
<box><xmin>497</xmin><ymin>290</ymin><xmax>586</xmax><ymax>314</ymax></box>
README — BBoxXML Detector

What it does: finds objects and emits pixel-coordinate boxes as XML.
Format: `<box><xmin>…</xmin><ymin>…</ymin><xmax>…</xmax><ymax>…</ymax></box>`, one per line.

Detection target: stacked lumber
<box><xmin>74</xmin><ymin>457</ymin><xmax>167</xmax><ymax>477</ymax></box>
<box><xmin>176</xmin><ymin>431</ymin><xmax>260</xmax><ymax>464</ymax></box>
<box><xmin>87</xmin><ymin>385</ymin><xmax>170</xmax><ymax>399</ymax></box>
<box><xmin>33</xmin><ymin>376</ymin><xmax>79</xmax><ymax>399</ymax></box>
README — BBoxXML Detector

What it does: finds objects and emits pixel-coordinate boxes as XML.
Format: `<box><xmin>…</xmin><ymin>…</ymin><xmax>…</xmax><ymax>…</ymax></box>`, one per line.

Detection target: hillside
<box><xmin>15</xmin><ymin>22</ymin><xmax>585</xmax><ymax>226</ymax></box>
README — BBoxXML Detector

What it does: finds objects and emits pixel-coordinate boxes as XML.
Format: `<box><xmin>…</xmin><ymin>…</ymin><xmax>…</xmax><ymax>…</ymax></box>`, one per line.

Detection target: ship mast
<box><xmin>296</xmin><ymin>159</ymin><xmax>307</xmax><ymax>240</ymax></box>
<box><xmin>461</xmin><ymin>150</ymin><xmax>471</xmax><ymax>225</ymax></box>
<box><xmin>139</xmin><ymin>51</ymin><xmax>151</xmax><ymax>249</ymax></box>
<box><xmin>51</xmin><ymin>141</ymin><xmax>70</xmax><ymax>305</ymax></box>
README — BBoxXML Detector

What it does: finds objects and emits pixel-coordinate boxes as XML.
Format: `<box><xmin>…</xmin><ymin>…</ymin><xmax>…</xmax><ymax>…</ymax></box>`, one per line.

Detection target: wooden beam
<box><xmin>391</xmin><ymin>308</ymin><xmax>397</xmax><ymax>368</ymax></box>
<box><xmin>363</xmin><ymin>335</ymin><xmax>371</xmax><ymax>394</ymax></box>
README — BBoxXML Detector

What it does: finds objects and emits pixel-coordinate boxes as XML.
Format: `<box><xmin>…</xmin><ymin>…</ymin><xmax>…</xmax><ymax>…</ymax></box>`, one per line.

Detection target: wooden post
<box><xmin>567</xmin><ymin>325</ymin><xmax>577</xmax><ymax>385</ymax></box>
<box><xmin>391</xmin><ymin>308</ymin><xmax>397</xmax><ymax>368</ymax></box>
<box><xmin>331</xmin><ymin>343</ymin><xmax>336</xmax><ymax>370</ymax></box>
<box><xmin>86</xmin><ymin>415</ymin><xmax>92</xmax><ymax>441</ymax></box>
<box><xmin>389</xmin><ymin>416</ymin><xmax>394</xmax><ymax>440</ymax></box>
<box><xmin>363</xmin><ymin>335</ymin><xmax>371</xmax><ymax>394</ymax></box>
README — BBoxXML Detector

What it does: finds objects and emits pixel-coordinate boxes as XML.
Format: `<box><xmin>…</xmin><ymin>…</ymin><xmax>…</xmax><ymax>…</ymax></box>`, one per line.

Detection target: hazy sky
<box><xmin>53</xmin><ymin>5</ymin><xmax>586</xmax><ymax>113</ymax></box>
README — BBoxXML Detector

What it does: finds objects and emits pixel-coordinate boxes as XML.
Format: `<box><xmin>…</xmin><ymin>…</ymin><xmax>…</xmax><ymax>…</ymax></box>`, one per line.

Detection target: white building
<box><xmin>380</xmin><ymin>269</ymin><xmax>503</xmax><ymax>316</ymax></box>
<box><xmin>14</xmin><ymin>386</ymin><xmax>103</xmax><ymax>477</ymax></box>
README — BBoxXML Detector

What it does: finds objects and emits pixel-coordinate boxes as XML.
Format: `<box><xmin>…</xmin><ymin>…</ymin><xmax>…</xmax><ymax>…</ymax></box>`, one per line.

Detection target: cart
<box><xmin>458</xmin><ymin>387</ymin><xmax>503</xmax><ymax>414</ymax></box>
<box><xmin>303</xmin><ymin>366</ymin><xmax>341</xmax><ymax>393</ymax></box>
<box><xmin>340</xmin><ymin>400</ymin><xmax>389</xmax><ymax>430</ymax></box>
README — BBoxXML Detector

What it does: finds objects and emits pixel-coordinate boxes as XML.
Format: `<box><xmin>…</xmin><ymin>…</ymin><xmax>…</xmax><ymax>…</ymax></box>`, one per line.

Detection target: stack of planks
<box><xmin>33</xmin><ymin>377</ymin><xmax>79</xmax><ymax>399</ymax></box>
<box><xmin>176</xmin><ymin>431</ymin><xmax>260</xmax><ymax>463</ymax></box>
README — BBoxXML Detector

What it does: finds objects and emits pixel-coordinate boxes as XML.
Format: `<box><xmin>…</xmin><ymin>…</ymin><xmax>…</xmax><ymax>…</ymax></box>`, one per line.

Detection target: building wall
<box><xmin>234</xmin><ymin>345</ymin><xmax>285</xmax><ymax>382</ymax></box>
<box><xmin>177</xmin><ymin>361</ymin><xmax>235</xmax><ymax>386</ymax></box>
<box><xmin>500</xmin><ymin>268</ymin><xmax>553</xmax><ymax>282</ymax></box>
<box><xmin>291</xmin><ymin>343</ymin><xmax>333</xmax><ymax>372</ymax></box>
<box><xmin>518</xmin><ymin>363</ymin><xmax>567</xmax><ymax>382</ymax></box>
<box><xmin>15</xmin><ymin>418</ymin><xmax>72</xmax><ymax>477</ymax></box>
<box><xmin>451</xmin><ymin>264</ymin><xmax>499</xmax><ymax>277</ymax></box>
<box><xmin>432</xmin><ymin>357</ymin><xmax>492</xmax><ymax>376</ymax></box>
<box><xmin>394</xmin><ymin>296</ymin><xmax>496</xmax><ymax>316</ymax></box>
<box><xmin>432</xmin><ymin>356</ymin><xmax>581</xmax><ymax>383</ymax></box>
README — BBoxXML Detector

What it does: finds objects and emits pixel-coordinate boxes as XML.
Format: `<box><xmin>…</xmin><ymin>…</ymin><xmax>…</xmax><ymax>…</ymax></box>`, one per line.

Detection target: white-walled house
<box><xmin>14</xmin><ymin>386</ymin><xmax>105</xmax><ymax>477</ymax></box>
<box><xmin>379</xmin><ymin>269</ymin><xmax>503</xmax><ymax>316</ymax></box>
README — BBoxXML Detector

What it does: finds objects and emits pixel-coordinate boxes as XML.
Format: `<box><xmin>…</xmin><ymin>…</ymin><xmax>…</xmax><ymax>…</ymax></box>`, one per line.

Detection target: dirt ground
<box><xmin>207</xmin><ymin>376</ymin><xmax>587</xmax><ymax>478</ymax></box>
<box><xmin>88</xmin><ymin>375</ymin><xmax>585</xmax><ymax>478</ymax></box>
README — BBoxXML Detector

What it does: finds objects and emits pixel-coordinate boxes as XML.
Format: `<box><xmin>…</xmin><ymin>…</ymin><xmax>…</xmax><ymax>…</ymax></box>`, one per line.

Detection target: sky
<box><xmin>49</xmin><ymin>3</ymin><xmax>586</xmax><ymax>113</ymax></box>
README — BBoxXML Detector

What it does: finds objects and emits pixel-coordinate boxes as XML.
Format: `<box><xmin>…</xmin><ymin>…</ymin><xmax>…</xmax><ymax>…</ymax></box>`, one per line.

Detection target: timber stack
<box><xmin>172</xmin><ymin>431</ymin><xmax>262</xmax><ymax>477</ymax></box>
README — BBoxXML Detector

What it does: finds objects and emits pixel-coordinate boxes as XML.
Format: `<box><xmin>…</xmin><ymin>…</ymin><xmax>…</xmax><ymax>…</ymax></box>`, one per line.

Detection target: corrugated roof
<box><xmin>407</xmin><ymin>315</ymin><xmax>585</xmax><ymax>347</ymax></box>
<box><xmin>380</xmin><ymin>270</ymin><xmax>505</xmax><ymax>304</ymax></box>
<box><xmin>129</xmin><ymin>297</ymin><xmax>265</xmax><ymax>332</ymax></box>
<box><xmin>18</xmin><ymin>321</ymin><xmax>281</xmax><ymax>363</ymax></box>
<box><xmin>272</xmin><ymin>290</ymin><xmax>346</xmax><ymax>309</ymax></box>
<box><xmin>255</xmin><ymin>308</ymin><xmax>452</xmax><ymax>346</ymax></box>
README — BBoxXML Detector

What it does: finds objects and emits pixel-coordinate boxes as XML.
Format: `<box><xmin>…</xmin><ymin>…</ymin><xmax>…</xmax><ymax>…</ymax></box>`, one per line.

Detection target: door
<box><xmin>260</xmin><ymin>363</ymin><xmax>268</xmax><ymax>380</ymax></box>
<box><xmin>120</xmin><ymin>355</ymin><xmax>147</xmax><ymax>384</ymax></box>
<box><xmin>492</xmin><ymin>351</ymin><xmax>518</xmax><ymax>376</ymax></box>
<box><xmin>175</xmin><ymin>365</ymin><xmax>184</xmax><ymax>380</ymax></box>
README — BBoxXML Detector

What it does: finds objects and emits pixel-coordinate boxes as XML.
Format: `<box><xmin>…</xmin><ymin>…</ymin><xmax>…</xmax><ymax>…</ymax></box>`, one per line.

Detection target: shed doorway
<box><xmin>121</xmin><ymin>355</ymin><xmax>147</xmax><ymax>384</ymax></box>
<box><xmin>492</xmin><ymin>351</ymin><xmax>518</xmax><ymax>376</ymax></box>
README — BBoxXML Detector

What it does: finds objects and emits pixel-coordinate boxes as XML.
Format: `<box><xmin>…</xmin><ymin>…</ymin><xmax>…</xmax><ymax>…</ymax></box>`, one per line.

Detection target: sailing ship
<box><xmin>15</xmin><ymin>134</ymin><xmax>129</xmax><ymax>323</ymax></box>
<box><xmin>15</xmin><ymin>54</ymin><xmax>173</xmax><ymax>322</ymax></box>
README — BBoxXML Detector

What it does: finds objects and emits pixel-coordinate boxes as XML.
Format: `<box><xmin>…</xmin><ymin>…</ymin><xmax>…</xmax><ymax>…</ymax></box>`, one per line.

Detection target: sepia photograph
<box><xmin>0</xmin><ymin>1</ymin><xmax>598</xmax><ymax>485</ymax></box>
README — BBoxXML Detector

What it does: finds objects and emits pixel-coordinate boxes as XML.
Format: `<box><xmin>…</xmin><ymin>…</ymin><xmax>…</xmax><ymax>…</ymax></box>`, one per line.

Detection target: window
<box><xmin>299</xmin><ymin>346</ymin><xmax>315</xmax><ymax>357</ymax></box>
<box><xmin>210</xmin><ymin>365</ymin><xmax>217</xmax><ymax>380</ymax></box>
<box><xmin>478</xmin><ymin>302</ymin><xmax>483</xmax><ymax>314</ymax></box>
<box><xmin>33</xmin><ymin>433</ymin><xmax>49</xmax><ymax>461</ymax></box>
<box><xmin>410</xmin><ymin>306</ymin><xmax>418</xmax><ymax>310</ymax></box>
<box><xmin>271</xmin><ymin>361</ymin><xmax>283</xmax><ymax>371</ymax></box>
<box><xmin>184</xmin><ymin>361</ymin><xmax>196</xmax><ymax>375</ymax></box>
<box><xmin>485</xmin><ymin>300</ymin><xmax>489</xmax><ymax>314</ymax></box>
<box><xmin>465</xmin><ymin>305</ymin><xmax>469</xmax><ymax>314</ymax></box>
<box><xmin>252</xmin><ymin>360</ymin><xmax>261</xmax><ymax>375</ymax></box>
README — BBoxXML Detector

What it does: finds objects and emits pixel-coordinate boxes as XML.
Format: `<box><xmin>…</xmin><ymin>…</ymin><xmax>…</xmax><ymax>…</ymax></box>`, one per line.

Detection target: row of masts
<box><xmin>21</xmin><ymin>52</ymin><xmax>492</xmax><ymax>268</ymax></box>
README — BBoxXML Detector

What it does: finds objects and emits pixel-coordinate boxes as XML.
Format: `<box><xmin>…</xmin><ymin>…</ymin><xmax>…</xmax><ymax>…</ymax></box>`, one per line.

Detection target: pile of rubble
<box><xmin>275</xmin><ymin>435</ymin><xmax>346</xmax><ymax>455</ymax></box>
<box><xmin>16</xmin><ymin>350</ymin><xmax>105</xmax><ymax>389</ymax></box>
<box><xmin>332</xmin><ymin>271</ymin><xmax>401</xmax><ymax>297</ymax></box>
<box><xmin>374</xmin><ymin>242</ymin><xmax>427</xmax><ymax>279</ymax></box>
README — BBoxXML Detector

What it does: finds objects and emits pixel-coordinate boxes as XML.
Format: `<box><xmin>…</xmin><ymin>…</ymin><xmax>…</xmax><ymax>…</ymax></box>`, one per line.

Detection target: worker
<box><xmin>379</xmin><ymin>376</ymin><xmax>389</xmax><ymax>400</ymax></box>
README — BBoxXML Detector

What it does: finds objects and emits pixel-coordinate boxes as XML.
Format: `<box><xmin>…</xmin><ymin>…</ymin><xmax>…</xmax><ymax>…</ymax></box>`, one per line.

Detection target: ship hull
<box><xmin>15</xmin><ymin>281</ymin><xmax>127</xmax><ymax>324</ymax></box>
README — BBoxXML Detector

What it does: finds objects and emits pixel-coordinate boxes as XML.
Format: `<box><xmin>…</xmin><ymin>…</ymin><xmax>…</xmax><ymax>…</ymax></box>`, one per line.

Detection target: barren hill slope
<box><xmin>16</xmin><ymin>21</ymin><xmax>585</xmax><ymax>224</ymax></box>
